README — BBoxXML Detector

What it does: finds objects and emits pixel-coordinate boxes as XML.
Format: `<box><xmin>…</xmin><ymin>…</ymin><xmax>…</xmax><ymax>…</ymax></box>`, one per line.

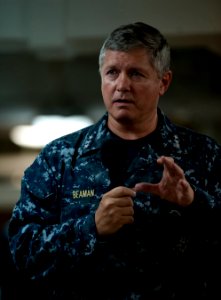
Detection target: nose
<box><xmin>116</xmin><ymin>73</ymin><xmax>131</xmax><ymax>92</ymax></box>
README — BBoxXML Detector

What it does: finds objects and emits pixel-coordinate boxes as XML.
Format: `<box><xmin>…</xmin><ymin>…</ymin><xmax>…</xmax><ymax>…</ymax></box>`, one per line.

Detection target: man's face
<box><xmin>100</xmin><ymin>48</ymin><xmax>171</xmax><ymax>126</ymax></box>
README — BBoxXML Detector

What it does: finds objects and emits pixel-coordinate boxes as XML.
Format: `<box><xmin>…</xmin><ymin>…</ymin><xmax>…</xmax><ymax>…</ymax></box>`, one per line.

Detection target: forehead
<box><xmin>102</xmin><ymin>48</ymin><xmax>152</xmax><ymax>69</ymax></box>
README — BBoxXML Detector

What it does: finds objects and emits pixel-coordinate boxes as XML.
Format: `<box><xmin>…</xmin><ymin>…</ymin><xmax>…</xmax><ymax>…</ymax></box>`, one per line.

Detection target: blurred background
<box><xmin>0</xmin><ymin>0</ymin><xmax>221</xmax><ymax>229</ymax></box>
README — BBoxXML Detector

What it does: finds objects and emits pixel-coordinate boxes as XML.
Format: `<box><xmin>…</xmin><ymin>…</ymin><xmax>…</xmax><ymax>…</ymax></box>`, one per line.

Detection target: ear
<box><xmin>159</xmin><ymin>70</ymin><xmax>172</xmax><ymax>96</ymax></box>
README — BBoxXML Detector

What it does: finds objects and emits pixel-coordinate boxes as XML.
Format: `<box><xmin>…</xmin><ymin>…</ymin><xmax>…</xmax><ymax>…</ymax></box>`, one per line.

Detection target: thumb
<box><xmin>134</xmin><ymin>182</ymin><xmax>160</xmax><ymax>195</ymax></box>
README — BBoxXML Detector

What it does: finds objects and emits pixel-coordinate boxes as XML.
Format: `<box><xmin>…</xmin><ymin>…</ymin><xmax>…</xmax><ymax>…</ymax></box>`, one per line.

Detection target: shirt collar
<box><xmin>77</xmin><ymin>108</ymin><xmax>180</xmax><ymax>157</ymax></box>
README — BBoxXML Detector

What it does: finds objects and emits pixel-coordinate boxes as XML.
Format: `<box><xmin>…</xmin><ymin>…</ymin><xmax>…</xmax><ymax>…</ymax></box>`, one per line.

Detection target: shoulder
<box><xmin>35</xmin><ymin>113</ymin><xmax>108</xmax><ymax>162</ymax></box>
<box><xmin>45</xmin><ymin>114</ymin><xmax>105</xmax><ymax>149</ymax></box>
<box><xmin>160</xmin><ymin>109</ymin><xmax>221</xmax><ymax>156</ymax></box>
<box><xmin>175</xmin><ymin>124</ymin><xmax>220</xmax><ymax>150</ymax></box>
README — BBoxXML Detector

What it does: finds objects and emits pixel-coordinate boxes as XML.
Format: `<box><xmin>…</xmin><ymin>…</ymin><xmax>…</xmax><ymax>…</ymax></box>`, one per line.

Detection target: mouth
<box><xmin>113</xmin><ymin>99</ymin><xmax>133</xmax><ymax>104</ymax></box>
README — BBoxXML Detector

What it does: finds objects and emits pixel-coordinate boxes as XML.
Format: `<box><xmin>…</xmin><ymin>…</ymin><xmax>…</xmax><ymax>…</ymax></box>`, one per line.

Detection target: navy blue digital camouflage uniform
<box><xmin>8</xmin><ymin>109</ymin><xmax>221</xmax><ymax>299</ymax></box>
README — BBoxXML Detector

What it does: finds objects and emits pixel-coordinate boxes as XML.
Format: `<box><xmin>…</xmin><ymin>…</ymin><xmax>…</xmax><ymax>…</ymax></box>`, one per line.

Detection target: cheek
<box><xmin>101</xmin><ymin>84</ymin><xmax>107</xmax><ymax>99</ymax></box>
<box><xmin>102</xmin><ymin>82</ymin><xmax>113</xmax><ymax>98</ymax></box>
<box><xmin>138</xmin><ymin>86</ymin><xmax>160</xmax><ymax>106</ymax></box>
<box><xmin>101</xmin><ymin>86</ymin><xmax>111</xmax><ymax>109</ymax></box>
<box><xmin>145</xmin><ymin>82</ymin><xmax>162</xmax><ymax>98</ymax></box>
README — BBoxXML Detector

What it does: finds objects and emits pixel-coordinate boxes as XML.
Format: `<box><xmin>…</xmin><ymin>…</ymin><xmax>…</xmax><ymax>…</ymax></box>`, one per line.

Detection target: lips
<box><xmin>113</xmin><ymin>99</ymin><xmax>132</xmax><ymax>103</ymax></box>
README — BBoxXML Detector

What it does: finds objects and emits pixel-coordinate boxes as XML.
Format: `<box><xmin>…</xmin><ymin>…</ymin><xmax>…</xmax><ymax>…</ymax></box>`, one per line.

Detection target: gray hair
<box><xmin>99</xmin><ymin>22</ymin><xmax>171</xmax><ymax>78</ymax></box>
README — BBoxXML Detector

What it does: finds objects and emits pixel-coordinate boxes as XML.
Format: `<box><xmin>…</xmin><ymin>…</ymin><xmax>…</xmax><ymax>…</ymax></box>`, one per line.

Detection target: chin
<box><xmin>113</xmin><ymin>112</ymin><xmax>135</xmax><ymax>124</ymax></box>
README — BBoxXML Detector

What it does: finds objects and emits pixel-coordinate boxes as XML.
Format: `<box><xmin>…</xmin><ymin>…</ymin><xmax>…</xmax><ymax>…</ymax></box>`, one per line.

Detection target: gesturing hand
<box><xmin>95</xmin><ymin>186</ymin><xmax>135</xmax><ymax>236</ymax></box>
<box><xmin>134</xmin><ymin>156</ymin><xmax>194</xmax><ymax>207</ymax></box>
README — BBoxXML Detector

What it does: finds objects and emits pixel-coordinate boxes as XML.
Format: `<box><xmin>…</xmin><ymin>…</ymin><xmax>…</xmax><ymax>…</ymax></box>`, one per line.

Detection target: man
<box><xmin>8</xmin><ymin>22</ymin><xmax>221</xmax><ymax>299</ymax></box>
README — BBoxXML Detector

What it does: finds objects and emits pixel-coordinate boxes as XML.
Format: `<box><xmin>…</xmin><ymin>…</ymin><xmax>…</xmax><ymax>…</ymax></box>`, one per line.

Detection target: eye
<box><xmin>129</xmin><ymin>70</ymin><xmax>143</xmax><ymax>77</ymax></box>
<box><xmin>105</xmin><ymin>68</ymin><xmax>119</xmax><ymax>80</ymax></box>
<box><xmin>106</xmin><ymin>68</ymin><xmax>118</xmax><ymax>76</ymax></box>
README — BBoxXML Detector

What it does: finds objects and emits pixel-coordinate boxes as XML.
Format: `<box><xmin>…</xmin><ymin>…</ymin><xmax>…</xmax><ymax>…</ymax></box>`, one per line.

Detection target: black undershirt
<box><xmin>102</xmin><ymin>120</ymin><xmax>163</xmax><ymax>187</ymax></box>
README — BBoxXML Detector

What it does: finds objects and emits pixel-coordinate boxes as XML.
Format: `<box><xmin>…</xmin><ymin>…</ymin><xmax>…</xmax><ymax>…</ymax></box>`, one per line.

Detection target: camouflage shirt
<box><xmin>8</xmin><ymin>109</ymin><xmax>221</xmax><ymax>299</ymax></box>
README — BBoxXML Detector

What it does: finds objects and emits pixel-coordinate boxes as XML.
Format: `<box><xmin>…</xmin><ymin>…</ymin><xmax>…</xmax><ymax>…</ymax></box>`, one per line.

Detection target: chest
<box><xmin>58</xmin><ymin>147</ymin><xmax>182</xmax><ymax>222</ymax></box>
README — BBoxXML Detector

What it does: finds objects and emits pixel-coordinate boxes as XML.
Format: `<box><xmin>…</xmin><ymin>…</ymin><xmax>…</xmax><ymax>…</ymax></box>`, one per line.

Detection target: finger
<box><xmin>179</xmin><ymin>179</ymin><xmax>189</xmax><ymax>190</ymax></box>
<box><xmin>106</xmin><ymin>186</ymin><xmax>136</xmax><ymax>198</ymax></box>
<box><xmin>157</xmin><ymin>155</ymin><xmax>174</xmax><ymax>164</ymax></box>
<box><xmin>178</xmin><ymin>179</ymin><xmax>194</xmax><ymax>206</ymax></box>
<box><xmin>121</xmin><ymin>215</ymin><xmax>134</xmax><ymax>225</ymax></box>
<box><xmin>121</xmin><ymin>206</ymin><xmax>134</xmax><ymax>216</ymax></box>
<box><xmin>117</xmin><ymin>197</ymin><xmax>134</xmax><ymax>207</ymax></box>
<box><xmin>102</xmin><ymin>192</ymin><xmax>134</xmax><ymax>209</ymax></box>
<box><xmin>158</xmin><ymin>156</ymin><xmax>184</xmax><ymax>177</ymax></box>
<box><xmin>134</xmin><ymin>182</ymin><xmax>160</xmax><ymax>195</ymax></box>
<box><xmin>179</xmin><ymin>179</ymin><xmax>194</xmax><ymax>197</ymax></box>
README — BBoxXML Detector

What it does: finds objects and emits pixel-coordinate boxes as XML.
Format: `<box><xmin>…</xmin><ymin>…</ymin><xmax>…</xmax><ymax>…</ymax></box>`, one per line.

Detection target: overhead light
<box><xmin>10</xmin><ymin>115</ymin><xmax>93</xmax><ymax>149</ymax></box>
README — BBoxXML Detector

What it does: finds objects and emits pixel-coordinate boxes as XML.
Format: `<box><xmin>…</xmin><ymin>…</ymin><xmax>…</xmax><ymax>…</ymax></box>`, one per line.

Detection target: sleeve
<box><xmin>188</xmin><ymin>142</ymin><xmax>221</xmax><ymax>212</ymax></box>
<box><xmin>8</xmin><ymin>143</ymin><xmax>98</xmax><ymax>281</ymax></box>
<box><xmin>182</xmin><ymin>142</ymin><xmax>221</xmax><ymax>269</ymax></box>
<box><xmin>180</xmin><ymin>142</ymin><xmax>221</xmax><ymax>288</ymax></box>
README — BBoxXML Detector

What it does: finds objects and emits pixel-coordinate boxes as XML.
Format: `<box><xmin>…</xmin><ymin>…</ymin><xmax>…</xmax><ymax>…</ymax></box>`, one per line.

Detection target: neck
<box><xmin>108</xmin><ymin>113</ymin><xmax>158</xmax><ymax>140</ymax></box>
